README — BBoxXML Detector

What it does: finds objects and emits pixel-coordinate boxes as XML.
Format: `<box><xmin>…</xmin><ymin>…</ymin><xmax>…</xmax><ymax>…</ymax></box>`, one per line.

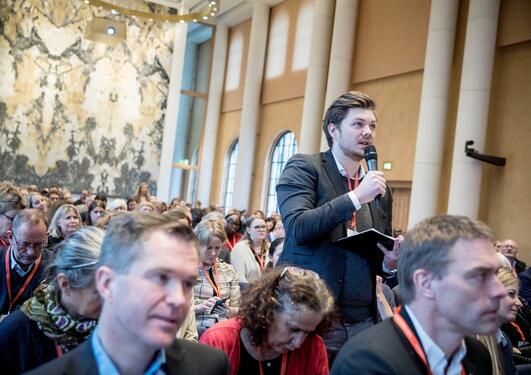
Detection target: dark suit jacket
<box><xmin>276</xmin><ymin>150</ymin><xmax>393</xmax><ymax>301</ymax></box>
<box><xmin>25</xmin><ymin>337</ymin><xmax>229</xmax><ymax>375</ymax></box>
<box><xmin>330</xmin><ymin>308</ymin><xmax>492</xmax><ymax>375</ymax></box>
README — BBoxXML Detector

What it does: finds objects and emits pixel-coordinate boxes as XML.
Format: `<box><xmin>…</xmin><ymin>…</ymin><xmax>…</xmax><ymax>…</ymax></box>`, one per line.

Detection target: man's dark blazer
<box><xmin>25</xmin><ymin>337</ymin><xmax>229</xmax><ymax>375</ymax></box>
<box><xmin>330</xmin><ymin>308</ymin><xmax>492</xmax><ymax>375</ymax></box>
<box><xmin>276</xmin><ymin>150</ymin><xmax>393</xmax><ymax>300</ymax></box>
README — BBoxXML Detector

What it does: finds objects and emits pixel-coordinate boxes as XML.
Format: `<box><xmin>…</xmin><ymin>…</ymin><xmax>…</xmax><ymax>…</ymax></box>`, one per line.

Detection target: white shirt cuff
<box><xmin>347</xmin><ymin>190</ymin><xmax>362</xmax><ymax>211</ymax></box>
<box><xmin>382</xmin><ymin>261</ymin><xmax>398</xmax><ymax>274</ymax></box>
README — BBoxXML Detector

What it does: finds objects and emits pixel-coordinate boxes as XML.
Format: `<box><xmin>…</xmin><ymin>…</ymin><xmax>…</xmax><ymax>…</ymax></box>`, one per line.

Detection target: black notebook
<box><xmin>335</xmin><ymin>228</ymin><xmax>395</xmax><ymax>259</ymax></box>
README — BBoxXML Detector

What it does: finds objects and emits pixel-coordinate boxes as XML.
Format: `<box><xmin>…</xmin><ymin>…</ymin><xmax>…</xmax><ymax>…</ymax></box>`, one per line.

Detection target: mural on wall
<box><xmin>0</xmin><ymin>0</ymin><xmax>175</xmax><ymax>196</ymax></box>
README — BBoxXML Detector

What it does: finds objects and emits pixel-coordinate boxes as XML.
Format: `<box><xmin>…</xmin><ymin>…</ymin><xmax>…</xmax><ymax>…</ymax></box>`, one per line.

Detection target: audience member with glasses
<box><xmin>0</xmin><ymin>227</ymin><xmax>104</xmax><ymax>374</ymax></box>
<box><xmin>230</xmin><ymin>216</ymin><xmax>270</xmax><ymax>287</ymax></box>
<box><xmin>201</xmin><ymin>266</ymin><xmax>334</xmax><ymax>375</ymax></box>
<box><xmin>0</xmin><ymin>183</ymin><xmax>26</xmax><ymax>248</ymax></box>
<box><xmin>0</xmin><ymin>209</ymin><xmax>51</xmax><ymax>316</ymax></box>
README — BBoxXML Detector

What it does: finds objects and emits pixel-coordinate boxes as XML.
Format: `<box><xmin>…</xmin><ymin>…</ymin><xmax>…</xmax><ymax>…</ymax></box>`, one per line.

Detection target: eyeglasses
<box><xmin>279</xmin><ymin>266</ymin><xmax>320</xmax><ymax>281</ymax></box>
<box><xmin>12</xmin><ymin>232</ymin><xmax>46</xmax><ymax>252</ymax></box>
<box><xmin>252</xmin><ymin>225</ymin><xmax>267</xmax><ymax>230</ymax></box>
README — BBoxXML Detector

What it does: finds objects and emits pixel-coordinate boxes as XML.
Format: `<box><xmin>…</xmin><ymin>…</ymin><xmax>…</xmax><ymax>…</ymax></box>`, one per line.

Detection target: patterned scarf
<box><xmin>21</xmin><ymin>284</ymin><xmax>97</xmax><ymax>352</ymax></box>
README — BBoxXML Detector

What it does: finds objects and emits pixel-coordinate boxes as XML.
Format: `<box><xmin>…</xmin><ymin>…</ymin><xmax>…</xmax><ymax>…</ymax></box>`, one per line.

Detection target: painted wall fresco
<box><xmin>0</xmin><ymin>0</ymin><xmax>176</xmax><ymax>196</ymax></box>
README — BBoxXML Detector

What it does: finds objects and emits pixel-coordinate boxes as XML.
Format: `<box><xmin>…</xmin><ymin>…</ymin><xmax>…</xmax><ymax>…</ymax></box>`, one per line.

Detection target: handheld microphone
<box><xmin>364</xmin><ymin>145</ymin><xmax>381</xmax><ymax>208</ymax></box>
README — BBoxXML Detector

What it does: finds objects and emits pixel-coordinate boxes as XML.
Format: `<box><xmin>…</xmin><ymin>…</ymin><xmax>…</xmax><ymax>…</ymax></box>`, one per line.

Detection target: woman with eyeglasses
<box><xmin>201</xmin><ymin>266</ymin><xmax>334</xmax><ymax>375</ymax></box>
<box><xmin>0</xmin><ymin>227</ymin><xmax>104</xmax><ymax>374</ymax></box>
<box><xmin>230</xmin><ymin>216</ymin><xmax>270</xmax><ymax>286</ymax></box>
<box><xmin>47</xmin><ymin>204</ymin><xmax>82</xmax><ymax>251</ymax></box>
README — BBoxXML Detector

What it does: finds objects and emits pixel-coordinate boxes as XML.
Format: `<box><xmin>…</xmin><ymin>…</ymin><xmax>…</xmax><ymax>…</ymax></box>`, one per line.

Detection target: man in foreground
<box><xmin>331</xmin><ymin>215</ymin><xmax>507</xmax><ymax>375</ymax></box>
<box><xmin>29</xmin><ymin>212</ymin><xmax>229</xmax><ymax>375</ymax></box>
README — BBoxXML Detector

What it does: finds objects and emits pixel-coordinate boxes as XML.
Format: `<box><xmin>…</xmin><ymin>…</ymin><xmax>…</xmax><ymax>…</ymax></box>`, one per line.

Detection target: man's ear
<box><xmin>412</xmin><ymin>269</ymin><xmax>436</xmax><ymax>299</ymax></box>
<box><xmin>6</xmin><ymin>230</ymin><xmax>13</xmax><ymax>241</ymax></box>
<box><xmin>327</xmin><ymin>122</ymin><xmax>337</xmax><ymax>140</ymax></box>
<box><xmin>56</xmin><ymin>273</ymin><xmax>70</xmax><ymax>294</ymax></box>
<box><xmin>95</xmin><ymin>266</ymin><xmax>116</xmax><ymax>302</ymax></box>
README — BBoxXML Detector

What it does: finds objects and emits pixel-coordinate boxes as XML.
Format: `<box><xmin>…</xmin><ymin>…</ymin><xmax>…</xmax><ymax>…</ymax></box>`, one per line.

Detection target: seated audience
<box><xmin>137</xmin><ymin>201</ymin><xmax>154</xmax><ymax>213</ymax></box>
<box><xmin>269</xmin><ymin>220</ymin><xmax>285</xmax><ymax>242</ymax></box>
<box><xmin>1</xmin><ymin>209</ymin><xmax>51</xmax><ymax>315</ymax></box>
<box><xmin>193</xmin><ymin>220</ymin><xmax>240</xmax><ymax>337</ymax></box>
<box><xmin>126</xmin><ymin>196</ymin><xmax>138</xmax><ymax>211</ymax></box>
<box><xmin>266</xmin><ymin>237</ymin><xmax>284</xmax><ymax>269</ymax></box>
<box><xmin>28</xmin><ymin>193</ymin><xmax>49</xmax><ymax>213</ymax></box>
<box><xmin>86</xmin><ymin>200</ymin><xmax>106</xmax><ymax>226</ymax></box>
<box><xmin>201</xmin><ymin>266</ymin><xmax>333</xmax><ymax>375</ymax></box>
<box><xmin>479</xmin><ymin>267</ymin><xmax>523</xmax><ymax>375</ymax></box>
<box><xmin>134</xmin><ymin>182</ymin><xmax>151</xmax><ymax>203</ymax></box>
<box><xmin>47</xmin><ymin>204</ymin><xmax>82</xmax><ymax>250</ymax></box>
<box><xmin>0</xmin><ymin>185</ymin><xmax>25</xmax><ymax>248</ymax></box>
<box><xmin>224</xmin><ymin>212</ymin><xmax>242</xmax><ymax>251</ymax></box>
<box><xmin>108</xmin><ymin>198</ymin><xmax>127</xmax><ymax>212</ymax></box>
<box><xmin>500</xmin><ymin>239</ymin><xmax>526</xmax><ymax>275</ymax></box>
<box><xmin>331</xmin><ymin>215</ymin><xmax>506</xmax><ymax>375</ymax></box>
<box><xmin>0</xmin><ymin>227</ymin><xmax>104</xmax><ymax>374</ymax></box>
<box><xmin>230</xmin><ymin>216</ymin><xmax>269</xmax><ymax>286</ymax></box>
<box><xmin>27</xmin><ymin>212</ymin><xmax>229</xmax><ymax>374</ymax></box>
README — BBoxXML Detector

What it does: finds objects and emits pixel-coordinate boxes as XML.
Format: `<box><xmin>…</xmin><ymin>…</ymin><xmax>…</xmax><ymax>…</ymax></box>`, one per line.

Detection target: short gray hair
<box><xmin>194</xmin><ymin>220</ymin><xmax>227</xmax><ymax>247</ymax></box>
<box><xmin>45</xmin><ymin>227</ymin><xmax>104</xmax><ymax>290</ymax></box>
<box><xmin>12</xmin><ymin>209</ymin><xmax>48</xmax><ymax>233</ymax></box>
<box><xmin>49</xmin><ymin>204</ymin><xmax>81</xmax><ymax>239</ymax></box>
<box><xmin>398</xmin><ymin>215</ymin><xmax>494</xmax><ymax>304</ymax></box>
<box><xmin>100</xmin><ymin>212</ymin><xmax>199</xmax><ymax>274</ymax></box>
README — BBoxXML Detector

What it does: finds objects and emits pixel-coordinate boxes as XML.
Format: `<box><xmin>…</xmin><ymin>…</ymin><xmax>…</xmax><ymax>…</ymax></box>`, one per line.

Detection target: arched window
<box><xmin>224</xmin><ymin>31</ymin><xmax>243</xmax><ymax>91</ymax></box>
<box><xmin>266</xmin><ymin>132</ymin><xmax>298</xmax><ymax>216</ymax></box>
<box><xmin>224</xmin><ymin>140</ymin><xmax>239</xmax><ymax>209</ymax></box>
<box><xmin>264</xmin><ymin>10</ymin><xmax>289</xmax><ymax>79</ymax></box>
<box><xmin>292</xmin><ymin>0</ymin><xmax>314</xmax><ymax>71</ymax></box>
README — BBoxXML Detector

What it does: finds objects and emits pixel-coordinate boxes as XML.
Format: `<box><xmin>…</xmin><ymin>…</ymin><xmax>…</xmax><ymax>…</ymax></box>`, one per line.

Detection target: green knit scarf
<box><xmin>21</xmin><ymin>284</ymin><xmax>97</xmax><ymax>351</ymax></box>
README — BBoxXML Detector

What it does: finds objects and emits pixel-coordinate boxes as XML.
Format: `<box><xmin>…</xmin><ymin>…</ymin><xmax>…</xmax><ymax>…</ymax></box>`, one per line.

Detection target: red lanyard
<box><xmin>250</xmin><ymin>246</ymin><xmax>265</xmax><ymax>272</ymax></box>
<box><xmin>201</xmin><ymin>262</ymin><xmax>221</xmax><ymax>297</ymax></box>
<box><xmin>0</xmin><ymin>237</ymin><xmax>8</xmax><ymax>248</ymax></box>
<box><xmin>259</xmin><ymin>353</ymin><xmax>288</xmax><ymax>375</ymax></box>
<box><xmin>511</xmin><ymin>322</ymin><xmax>526</xmax><ymax>342</ymax></box>
<box><xmin>346</xmin><ymin>173</ymin><xmax>359</xmax><ymax>230</ymax></box>
<box><xmin>4</xmin><ymin>245</ymin><xmax>42</xmax><ymax>313</ymax></box>
<box><xmin>393</xmin><ymin>311</ymin><xmax>465</xmax><ymax>375</ymax></box>
<box><xmin>55</xmin><ymin>344</ymin><xmax>64</xmax><ymax>357</ymax></box>
<box><xmin>226</xmin><ymin>236</ymin><xmax>238</xmax><ymax>251</ymax></box>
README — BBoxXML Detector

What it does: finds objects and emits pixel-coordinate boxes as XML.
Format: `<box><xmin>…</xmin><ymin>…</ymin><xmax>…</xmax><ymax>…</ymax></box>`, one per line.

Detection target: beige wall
<box><xmin>480</xmin><ymin>40</ymin><xmax>531</xmax><ymax>263</ymax></box>
<box><xmin>352</xmin><ymin>0</ymin><xmax>430</xmax><ymax>83</ymax></box>
<box><xmin>221</xmin><ymin>20</ymin><xmax>251</xmax><ymax>112</ymax></box>
<box><xmin>354</xmin><ymin>71</ymin><xmax>423</xmax><ymax>181</ymax></box>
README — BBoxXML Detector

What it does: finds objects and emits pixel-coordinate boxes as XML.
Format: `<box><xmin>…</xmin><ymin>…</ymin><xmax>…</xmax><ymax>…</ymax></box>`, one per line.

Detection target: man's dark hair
<box><xmin>322</xmin><ymin>91</ymin><xmax>376</xmax><ymax>147</ymax></box>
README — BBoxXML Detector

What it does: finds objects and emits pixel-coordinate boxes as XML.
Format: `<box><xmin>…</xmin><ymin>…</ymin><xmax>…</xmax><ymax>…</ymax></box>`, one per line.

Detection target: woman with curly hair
<box><xmin>200</xmin><ymin>266</ymin><xmax>334</xmax><ymax>375</ymax></box>
<box><xmin>0</xmin><ymin>227</ymin><xmax>104</xmax><ymax>373</ymax></box>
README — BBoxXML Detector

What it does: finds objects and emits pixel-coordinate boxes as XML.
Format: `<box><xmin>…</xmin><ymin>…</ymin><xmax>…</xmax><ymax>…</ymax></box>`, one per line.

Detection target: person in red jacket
<box><xmin>201</xmin><ymin>266</ymin><xmax>334</xmax><ymax>375</ymax></box>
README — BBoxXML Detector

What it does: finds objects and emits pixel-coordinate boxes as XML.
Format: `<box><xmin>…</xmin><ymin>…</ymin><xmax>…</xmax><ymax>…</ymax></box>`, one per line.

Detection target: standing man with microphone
<box><xmin>276</xmin><ymin>91</ymin><xmax>400</xmax><ymax>363</ymax></box>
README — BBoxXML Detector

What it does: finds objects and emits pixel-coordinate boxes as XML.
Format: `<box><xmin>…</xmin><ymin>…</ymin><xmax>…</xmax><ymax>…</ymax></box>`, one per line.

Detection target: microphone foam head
<box><xmin>364</xmin><ymin>144</ymin><xmax>378</xmax><ymax>161</ymax></box>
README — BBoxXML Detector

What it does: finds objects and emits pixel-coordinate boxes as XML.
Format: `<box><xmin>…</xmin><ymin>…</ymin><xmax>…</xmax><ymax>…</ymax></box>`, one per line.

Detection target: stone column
<box><xmin>156</xmin><ymin>23</ymin><xmax>188</xmax><ymax>202</ymax></box>
<box><xmin>232</xmin><ymin>2</ymin><xmax>270</xmax><ymax>210</ymax></box>
<box><xmin>298</xmin><ymin>0</ymin><xmax>335</xmax><ymax>154</ymax></box>
<box><xmin>407</xmin><ymin>0</ymin><xmax>459</xmax><ymax>228</ymax></box>
<box><xmin>447</xmin><ymin>0</ymin><xmax>500</xmax><ymax>217</ymax></box>
<box><xmin>320</xmin><ymin>0</ymin><xmax>359</xmax><ymax>151</ymax></box>
<box><xmin>197</xmin><ymin>24</ymin><xmax>228</xmax><ymax>206</ymax></box>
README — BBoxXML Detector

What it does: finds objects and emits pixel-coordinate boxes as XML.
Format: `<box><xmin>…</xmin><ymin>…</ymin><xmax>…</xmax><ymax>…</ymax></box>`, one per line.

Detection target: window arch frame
<box><xmin>264</xmin><ymin>131</ymin><xmax>298</xmax><ymax>216</ymax></box>
<box><xmin>222</xmin><ymin>139</ymin><xmax>239</xmax><ymax>210</ymax></box>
